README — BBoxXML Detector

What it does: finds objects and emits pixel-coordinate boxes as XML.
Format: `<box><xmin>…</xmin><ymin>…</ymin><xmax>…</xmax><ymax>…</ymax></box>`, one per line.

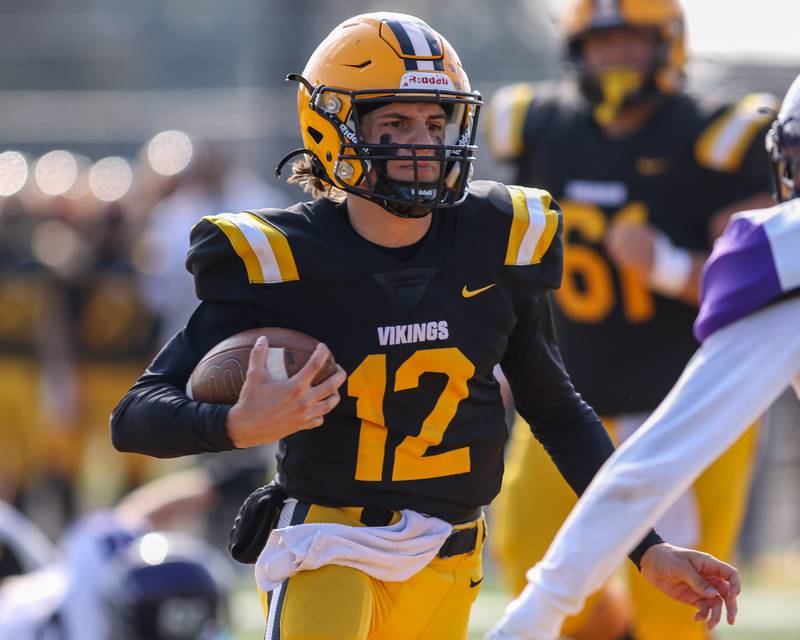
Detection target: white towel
<box><xmin>255</xmin><ymin>500</ymin><xmax>453</xmax><ymax>592</ymax></box>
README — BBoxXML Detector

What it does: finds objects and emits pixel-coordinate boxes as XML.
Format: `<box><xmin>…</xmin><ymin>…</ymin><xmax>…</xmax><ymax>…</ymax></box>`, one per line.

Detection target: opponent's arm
<box><xmin>490</xmin><ymin>296</ymin><xmax>800</xmax><ymax>640</ymax></box>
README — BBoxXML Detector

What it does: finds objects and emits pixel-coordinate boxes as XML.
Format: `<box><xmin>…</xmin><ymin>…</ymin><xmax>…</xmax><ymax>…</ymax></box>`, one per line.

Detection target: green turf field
<box><xmin>232</xmin><ymin>573</ymin><xmax>800</xmax><ymax>639</ymax></box>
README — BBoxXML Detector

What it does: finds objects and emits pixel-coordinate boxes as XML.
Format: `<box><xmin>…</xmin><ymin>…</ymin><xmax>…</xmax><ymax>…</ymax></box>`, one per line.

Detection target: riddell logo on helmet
<box><xmin>339</xmin><ymin>123</ymin><xmax>360</xmax><ymax>146</ymax></box>
<box><xmin>399</xmin><ymin>72</ymin><xmax>455</xmax><ymax>91</ymax></box>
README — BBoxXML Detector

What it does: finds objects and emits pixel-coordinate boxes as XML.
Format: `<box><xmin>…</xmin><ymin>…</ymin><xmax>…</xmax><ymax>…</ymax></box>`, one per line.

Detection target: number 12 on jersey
<box><xmin>349</xmin><ymin>347</ymin><xmax>475</xmax><ymax>482</ymax></box>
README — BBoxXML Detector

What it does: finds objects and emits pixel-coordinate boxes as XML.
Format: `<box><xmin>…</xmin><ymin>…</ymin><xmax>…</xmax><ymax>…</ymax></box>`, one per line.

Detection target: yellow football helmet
<box><xmin>280</xmin><ymin>12</ymin><xmax>482</xmax><ymax>217</ymax></box>
<box><xmin>561</xmin><ymin>0</ymin><xmax>686</xmax><ymax>117</ymax></box>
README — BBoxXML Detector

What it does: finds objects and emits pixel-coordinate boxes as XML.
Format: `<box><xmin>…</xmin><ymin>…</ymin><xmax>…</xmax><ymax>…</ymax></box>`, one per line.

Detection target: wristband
<box><xmin>629</xmin><ymin>529</ymin><xmax>665</xmax><ymax>570</ymax></box>
<box><xmin>649</xmin><ymin>232</ymin><xmax>692</xmax><ymax>297</ymax></box>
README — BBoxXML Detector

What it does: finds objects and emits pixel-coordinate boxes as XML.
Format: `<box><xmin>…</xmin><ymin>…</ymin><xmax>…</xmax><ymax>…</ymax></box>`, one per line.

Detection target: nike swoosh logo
<box><xmin>470</xmin><ymin>576</ymin><xmax>484</xmax><ymax>588</ymax></box>
<box><xmin>636</xmin><ymin>157</ymin><xmax>670</xmax><ymax>176</ymax></box>
<box><xmin>462</xmin><ymin>283</ymin><xmax>496</xmax><ymax>298</ymax></box>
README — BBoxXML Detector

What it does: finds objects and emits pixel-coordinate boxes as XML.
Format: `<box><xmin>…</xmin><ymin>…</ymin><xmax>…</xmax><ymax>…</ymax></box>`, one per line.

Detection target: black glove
<box><xmin>228</xmin><ymin>480</ymin><xmax>288</xmax><ymax>564</ymax></box>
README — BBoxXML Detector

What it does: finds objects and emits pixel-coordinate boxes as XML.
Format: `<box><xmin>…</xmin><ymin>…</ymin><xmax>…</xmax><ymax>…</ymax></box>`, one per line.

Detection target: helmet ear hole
<box><xmin>307</xmin><ymin>127</ymin><xmax>324</xmax><ymax>144</ymax></box>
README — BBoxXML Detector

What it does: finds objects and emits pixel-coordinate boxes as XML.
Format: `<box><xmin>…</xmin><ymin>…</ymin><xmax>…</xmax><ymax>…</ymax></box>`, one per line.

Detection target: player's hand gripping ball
<box><xmin>189</xmin><ymin>328</ymin><xmax>338</xmax><ymax>404</ymax></box>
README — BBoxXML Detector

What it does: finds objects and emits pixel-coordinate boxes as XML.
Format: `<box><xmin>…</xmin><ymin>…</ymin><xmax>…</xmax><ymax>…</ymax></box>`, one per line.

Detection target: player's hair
<box><xmin>287</xmin><ymin>157</ymin><xmax>346</xmax><ymax>203</ymax></box>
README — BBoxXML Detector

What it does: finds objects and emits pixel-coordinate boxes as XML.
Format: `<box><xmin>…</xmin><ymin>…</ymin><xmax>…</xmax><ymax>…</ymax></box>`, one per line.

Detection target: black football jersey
<box><xmin>68</xmin><ymin>264</ymin><xmax>161</xmax><ymax>363</ymax></box>
<box><xmin>179</xmin><ymin>180</ymin><xmax>572</xmax><ymax>521</ymax></box>
<box><xmin>0</xmin><ymin>204</ymin><xmax>53</xmax><ymax>359</ymax></box>
<box><xmin>487</xmin><ymin>83</ymin><xmax>776</xmax><ymax>415</ymax></box>
<box><xmin>0</xmin><ymin>261</ymin><xmax>54</xmax><ymax>358</ymax></box>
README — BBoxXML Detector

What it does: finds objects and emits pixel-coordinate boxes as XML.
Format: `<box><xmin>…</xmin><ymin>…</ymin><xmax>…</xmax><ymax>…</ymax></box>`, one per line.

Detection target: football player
<box><xmin>0</xmin><ymin>467</ymin><xmax>234</xmax><ymax>639</ymax></box>
<box><xmin>70</xmin><ymin>197</ymin><xmax>163</xmax><ymax>497</ymax></box>
<box><xmin>486</xmin><ymin>2</ymin><xmax>775</xmax><ymax>638</ymax></box>
<box><xmin>489</xmin><ymin>71</ymin><xmax>800</xmax><ymax>640</ymax></box>
<box><xmin>0</xmin><ymin>500</ymin><xmax>59</xmax><ymax>580</ymax></box>
<box><xmin>110</xmin><ymin>13</ymin><xmax>735</xmax><ymax>640</ymax></box>
<box><xmin>0</xmin><ymin>193</ymin><xmax>56</xmax><ymax>506</ymax></box>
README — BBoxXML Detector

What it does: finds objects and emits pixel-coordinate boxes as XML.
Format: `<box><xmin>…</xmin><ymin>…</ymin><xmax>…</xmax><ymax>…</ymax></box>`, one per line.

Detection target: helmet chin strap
<box><xmin>369</xmin><ymin>133</ymin><xmax>439</xmax><ymax>218</ymax></box>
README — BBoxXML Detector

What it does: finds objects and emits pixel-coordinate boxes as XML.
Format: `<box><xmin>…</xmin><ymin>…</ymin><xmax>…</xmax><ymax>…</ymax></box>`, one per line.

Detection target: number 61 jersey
<box><xmin>187</xmin><ymin>180</ymin><xmax>565</xmax><ymax>523</ymax></box>
<box><xmin>487</xmin><ymin>83</ymin><xmax>777</xmax><ymax>415</ymax></box>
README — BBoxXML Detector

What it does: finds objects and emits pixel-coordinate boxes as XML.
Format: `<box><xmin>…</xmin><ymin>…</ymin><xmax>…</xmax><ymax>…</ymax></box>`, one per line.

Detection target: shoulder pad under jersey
<box><xmin>186</xmin><ymin>210</ymin><xmax>300</xmax><ymax>302</ymax></box>
<box><xmin>466</xmin><ymin>180</ymin><xmax>564</xmax><ymax>289</ymax></box>
<box><xmin>695</xmin><ymin>92</ymin><xmax>779</xmax><ymax>173</ymax></box>
<box><xmin>694</xmin><ymin>199</ymin><xmax>800</xmax><ymax>342</ymax></box>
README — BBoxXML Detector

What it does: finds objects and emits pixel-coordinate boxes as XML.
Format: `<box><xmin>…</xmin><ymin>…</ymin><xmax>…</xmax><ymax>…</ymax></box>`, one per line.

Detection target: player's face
<box><xmin>581</xmin><ymin>26</ymin><xmax>660</xmax><ymax>76</ymax></box>
<box><xmin>784</xmin><ymin>142</ymin><xmax>800</xmax><ymax>199</ymax></box>
<box><xmin>360</xmin><ymin>102</ymin><xmax>446</xmax><ymax>183</ymax></box>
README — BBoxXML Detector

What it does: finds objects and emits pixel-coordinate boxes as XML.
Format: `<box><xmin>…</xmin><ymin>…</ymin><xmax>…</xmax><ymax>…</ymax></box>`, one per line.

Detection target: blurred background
<box><xmin>0</xmin><ymin>1</ymin><xmax>798</xmax><ymax>638</ymax></box>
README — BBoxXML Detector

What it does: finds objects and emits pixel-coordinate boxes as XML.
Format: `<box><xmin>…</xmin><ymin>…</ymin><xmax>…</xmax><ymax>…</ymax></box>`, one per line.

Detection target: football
<box><xmin>188</xmin><ymin>327</ymin><xmax>338</xmax><ymax>404</ymax></box>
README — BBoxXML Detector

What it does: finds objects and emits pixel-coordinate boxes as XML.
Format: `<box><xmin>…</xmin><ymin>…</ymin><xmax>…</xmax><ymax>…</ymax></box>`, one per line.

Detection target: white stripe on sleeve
<box><xmin>218</xmin><ymin>212</ymin><xmax>282</xmax><ymax>283</ymax></box>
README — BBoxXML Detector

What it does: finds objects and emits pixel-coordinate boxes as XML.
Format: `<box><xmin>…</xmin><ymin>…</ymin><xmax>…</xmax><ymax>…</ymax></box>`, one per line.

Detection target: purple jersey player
<box><xmin>488</xmin><ymin>72</ymin><xmax>800</xmax><ymax>640</ymax></box>
<box><xmin>695</xmin><ymin>202</ymin><xmax>800</xmax><ymax>342</ymax></box>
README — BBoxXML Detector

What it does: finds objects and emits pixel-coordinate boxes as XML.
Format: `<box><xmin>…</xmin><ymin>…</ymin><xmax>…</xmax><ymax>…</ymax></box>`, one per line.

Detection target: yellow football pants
<box><xmin>0</xmin><ymin>358</ymin><xmax>43</xmax><ymax>497</ymax></box>
<box><xmin>78</xmin><ymin>362</ymin><xmax>153</xmax><ymax>489</ymax></box>
<box><xmin>258</xmin><ymin>503</ymin><xmax>485</xmax><ymax>640</ymax></box>
<box><xmin>491</xmin><ymin>414</ymin><xmax>758</xmax><ymax>640</ymax></box>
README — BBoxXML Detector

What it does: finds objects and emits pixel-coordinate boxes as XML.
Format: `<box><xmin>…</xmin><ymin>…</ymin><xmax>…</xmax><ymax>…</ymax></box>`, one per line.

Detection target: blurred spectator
<box><xmin>136</xmin><ymin>138</ymin><xmax>289</xmax><ymax>344</ymax></box>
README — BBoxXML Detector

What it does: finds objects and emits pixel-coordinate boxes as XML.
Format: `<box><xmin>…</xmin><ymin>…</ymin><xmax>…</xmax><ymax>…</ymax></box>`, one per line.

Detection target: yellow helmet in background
<box><xmin>282</xmin><ymin>12</ymin><xmax>482</xmax><ymax>217</ymax></box>
<box><xmin>561</xmin><ymin>0</ymin><xmax>686</xmax><ymax>117</ymax></box>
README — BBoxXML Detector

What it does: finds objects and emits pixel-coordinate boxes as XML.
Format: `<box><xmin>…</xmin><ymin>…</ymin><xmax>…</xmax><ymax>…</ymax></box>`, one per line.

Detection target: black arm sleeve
<box><xmin>110</xmin><ymin>301</ymin><xmax>261</xmax><ymax>458</ymax></box>
<box><xmin>501</xmin><ymin>293</ymin><xmax>663</xmax><ymax>567</ymax></box>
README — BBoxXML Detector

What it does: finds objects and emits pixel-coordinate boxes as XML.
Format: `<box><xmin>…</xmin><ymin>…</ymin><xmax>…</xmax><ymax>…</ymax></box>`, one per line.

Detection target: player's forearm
<box><xmin>110</xmin><ymin>321</ymin><xmax>235</xmax><ymax>458</ymax></box>
<box><xmin>504</xmin><ymin>293</ymin><xmax>662</xmax><ymax>563</ymax></box>
<box><xmin>673</xmin><ymin>252</ymin><xmax>706</xmax><ymax>306</ymax></box>
<box><xmin>525</xmin><ymin>396</ymin><xmax>612</xmax><ymax>494</ymax></box>
<box><xmin>522</xmin><ymin>394</ymin><xmax>663</xmax><ymax>565</ymax></box>
<box><xmin>111</xmin><ymin>377</ymin><xmax>235</xmax><ymax>458</ymax></box>
<box><xmin>516</xmin><ymin>298</ymin><xmax>800</xmax><ymax>639</ymax></box>
<box><xmin>110</xmin><ymin>302</ymin><xmax>260</xmax><ymax>457</ymax></box>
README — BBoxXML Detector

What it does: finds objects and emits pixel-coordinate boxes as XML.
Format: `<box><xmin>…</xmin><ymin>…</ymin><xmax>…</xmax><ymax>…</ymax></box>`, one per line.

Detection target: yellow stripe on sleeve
<box><xmin>504</xmin><ymin>186</ymin><xmax>558</xmax><ymax>265</ymax></box>
<box><xmin>203</xmin><ymin>214</ymin><xmax>265</xmax><ymax>283</ymax></box>
<box><xmin>487</xmin><ymin>83</ymin><xmax>535</xmax><ymax>160</ymax></box>
<box><xmin>532</xmin><ymin>191</ymin><xmax>559</xmax><ymax>264</ymax></box>
<box><xmin>203</xmin><ymin>212</ymin><xmax>299</xmax><ymax>284</ymax></box>
<box><xmin>695</xmin><ymin>93</ymin><xmax>779</xmax><ymax>172</ymax></box>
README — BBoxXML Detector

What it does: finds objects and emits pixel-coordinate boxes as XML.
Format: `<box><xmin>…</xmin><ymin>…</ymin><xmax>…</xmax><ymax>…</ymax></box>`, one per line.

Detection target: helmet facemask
<box><xmin>301</xmin><ymin>81</ymin><xmax>481</xmax><ymax>218</ymax></box>
<box><xmin>100</xmin><ymin>532</ymin><xmax>232</xmax><ymax>640</ymax></box>
<box><xmin>766</xmin><ymin>115</ymin><xmax>800</xmax><ymax>203</ymax></box>
<box><xmin>570</xmin><ymin>26</ymin><xmax>667</xmax><ymax>125</ymax></box>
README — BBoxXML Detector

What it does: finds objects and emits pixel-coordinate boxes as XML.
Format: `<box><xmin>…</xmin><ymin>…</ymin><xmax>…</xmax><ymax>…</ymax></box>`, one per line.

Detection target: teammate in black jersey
<box><xmin>486</xmin><ymin>2</ymin><xmax>775</xmax><ymax>639</ymax></box>
<box><xmin>111</xmin><ymin>12</ymin><xmax>736</xmax><ymax>640</ymax></box>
